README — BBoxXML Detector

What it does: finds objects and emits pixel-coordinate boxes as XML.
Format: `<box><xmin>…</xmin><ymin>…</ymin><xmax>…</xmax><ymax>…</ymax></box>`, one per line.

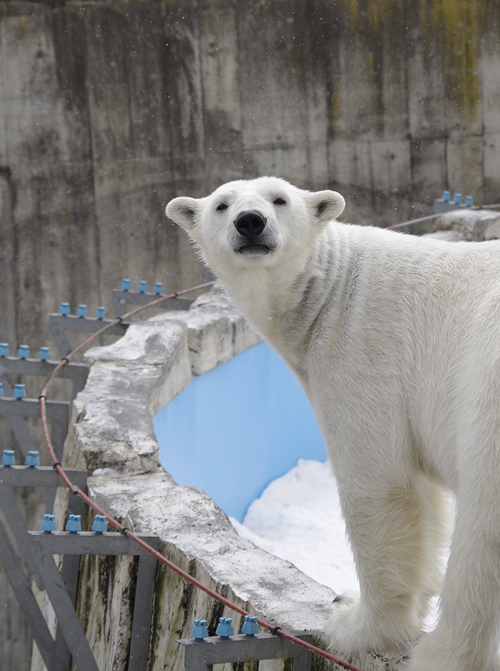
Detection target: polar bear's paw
<box><xmin>325</xmin><ymin>591</ymin><xmax>421</xmax><ymax>655</ymax></box>
<box><xmin>409</xmin><ymin>629</ymin><xmax>500</xmax><ymax>671</ymax></box>
<box><xmin>325</xmin><ymin>591</ymin><xmax>378</xmax><ymax>655</ymax></box>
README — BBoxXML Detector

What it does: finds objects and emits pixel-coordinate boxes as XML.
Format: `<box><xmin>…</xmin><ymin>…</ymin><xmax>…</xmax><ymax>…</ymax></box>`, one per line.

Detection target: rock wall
<box><xmin>46</xmin><ymin>286</ymin><xmax>411</xmax><ymax>671</ymax></box>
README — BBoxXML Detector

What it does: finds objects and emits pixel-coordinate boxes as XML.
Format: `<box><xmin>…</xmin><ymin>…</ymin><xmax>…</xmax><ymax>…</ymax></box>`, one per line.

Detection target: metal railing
<box><xmin>0</xmin><ymin>282</ymin><xmax>208</xmax><ymax>671</ymax></box>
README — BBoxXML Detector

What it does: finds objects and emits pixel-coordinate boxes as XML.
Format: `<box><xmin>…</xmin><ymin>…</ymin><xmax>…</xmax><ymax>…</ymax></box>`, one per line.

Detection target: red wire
<box><xmin>38</xmin><ymin>282</ymin><xmax>366</xmax><ymax>671</ymax></box>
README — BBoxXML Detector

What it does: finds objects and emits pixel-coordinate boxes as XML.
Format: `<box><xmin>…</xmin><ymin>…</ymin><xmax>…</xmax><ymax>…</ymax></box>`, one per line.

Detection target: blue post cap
<box><xmin>242</xmin><ymin>615</ymin><xmax>259</xmax><ymax>637</ymax></box>
<box><xmin>137</xmin><ymin>280</ymin><xmax>148</xmax><ymax>293</ymax></box>
<box><xmin>41</xmin><ymin>514</ymin><xmax>56</xmax><ymax>534</ymax></box>
<box><xmin>91</xmin><ymin>515</ymin><xmax>107</xmax><ymax>534</ymax></box>
<box><xmin>153</xmin><ymin>281</ymin><xmax>163</xmax><ymax>295</ymax></box>
<box><xmin>453</xmin><ymin>192</ymin><xmax>462</xmax><ymax>205</ymax></box>
<box><xmin>190</xmin><ymin>619</ymin><xmax>209</xmax><ymax>641</ymax></box>
<box><xmin>1</xmin><ymin>450</ymin><xmax>15</xmax><ymax>467</ymax></box>
<box><xmin>121</xmin><ymin>278</ymin><xmax>131</xmax><ymax>291</ymax></box>
<box><xmin>66</xmin><ymin>514</ymin><xmax>82</xmax><ymax>534</ymax></box>
<box><xmin>465</xmin><ymin>195</ymin><xmax>473</xmax><ymax>207</ymax></box>
<box><xmin>25</xmin><ymin>450</ymin><xmax>40</xmax><ymax>467</ymax></box>
<box><xmin>95</xmin><ymin>306</ymin><xmax>106</xmax><ymax>320</ymax></box>
<box><xmin>58</xmin><ymin>302</ymin><xmax>71</xmax><ymax>316</ymax></box>
<box><xmin>13</xmin><ymin>384</ymin><xmax>26</xmax><ymax>400</ymax></box>
<box><xmin>216</xmin><ymin>617</ymin><xmax>234</xmax><ymax>639</ymax></box>
<box><xmin>442</xmin><ymin>190</ymin><xmax>451</xmax><ymax>202</ymax></box>
<box><xmin>0</xmin><ymin>343</ymin><xmax>9</xmax><ymax>357</ymax></box>
<box><xmin>76</xmin><ymin>304</ymin><xmax>88</xmax><ymax>318</ymax></box>
<box><xmin>17</xmin><ymin>345</ymin><xmax>30</xmax><ymax>359</ymax></box>
<box><xmin>37</xmin><ymin>346</ymin><xmax>50</xmax><ymax>361</ymax></box>
<box><xmin>0</xmin><ymin>382</ymin><xmax>3</xmax><ymax>397</ymax></box>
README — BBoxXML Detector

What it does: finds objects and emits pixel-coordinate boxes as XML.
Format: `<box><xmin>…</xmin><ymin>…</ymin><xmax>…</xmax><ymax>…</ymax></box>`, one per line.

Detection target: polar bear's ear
<box><xmin>306</xmin><ymin>190</ymin><xmax>346</xmax><ymax>224</ymax></box>
<box><xmin>166</xmin><ymin>197</ymin><xmax>201</xmax><ymax>231</ymax></box>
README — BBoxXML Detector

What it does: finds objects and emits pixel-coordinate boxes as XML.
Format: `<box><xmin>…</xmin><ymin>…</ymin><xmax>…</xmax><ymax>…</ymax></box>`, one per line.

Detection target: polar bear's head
<box><xmin>166</xmin><ymin>177</ymin><xmax>345</xmax><ymax>276</ymax></box>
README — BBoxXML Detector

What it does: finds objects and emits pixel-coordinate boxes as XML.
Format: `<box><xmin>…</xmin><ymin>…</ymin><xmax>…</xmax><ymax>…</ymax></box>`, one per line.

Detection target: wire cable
<box><xmin>385</xmin><ymin>203</ymin><xmax>500</xmax><ymax>230</ymax></box>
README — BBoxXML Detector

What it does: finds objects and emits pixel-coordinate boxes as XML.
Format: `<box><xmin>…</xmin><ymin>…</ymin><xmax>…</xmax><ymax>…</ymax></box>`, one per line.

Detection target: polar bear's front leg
<box><xmin>410</xmin><ymin>471</ymin><xmax>500</xmax><ymax>671</ymax></box>
<box><xmin>326</xmin><ymin>477</ymin><xmax>448</xmax><ymax>655</ymax></box>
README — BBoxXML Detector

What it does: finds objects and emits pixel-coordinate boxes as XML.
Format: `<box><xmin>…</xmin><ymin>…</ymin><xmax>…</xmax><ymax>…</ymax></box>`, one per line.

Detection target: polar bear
<box><xmin>167</xmin><ymin>177</ymin><xmax>500</xmax><ymax>671</ymax></box>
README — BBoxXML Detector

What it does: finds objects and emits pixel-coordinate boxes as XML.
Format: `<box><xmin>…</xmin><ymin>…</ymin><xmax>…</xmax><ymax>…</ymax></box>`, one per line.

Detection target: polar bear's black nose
<box><xmin>234</xmin><ymin>211</ymin><xmax>267</xmax><ymax>239</ymax></box>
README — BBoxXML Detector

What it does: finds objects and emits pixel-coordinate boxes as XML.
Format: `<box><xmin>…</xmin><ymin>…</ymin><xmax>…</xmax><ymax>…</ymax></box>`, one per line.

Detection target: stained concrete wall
<box><xmin>2</xmin><ymin>1</ymin><xmax>500</xmax><ymax>667</ymax></box>
<box><xmin>1</xmin><ymin>0</ymin><xmax>500</xmax><ymax>352</ymax></box>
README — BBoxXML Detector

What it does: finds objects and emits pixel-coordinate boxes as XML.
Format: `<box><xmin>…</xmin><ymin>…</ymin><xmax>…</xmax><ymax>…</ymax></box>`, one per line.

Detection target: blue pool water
<box><xmin>153</xmin><ymin>342</ymin><xmax>326</xmax><ymax>521</ymax></box>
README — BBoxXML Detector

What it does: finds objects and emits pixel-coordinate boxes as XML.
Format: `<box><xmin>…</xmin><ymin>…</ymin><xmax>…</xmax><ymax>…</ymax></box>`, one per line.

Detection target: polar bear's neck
<box><xmin>215</xmin><ymin>225</ymin><xmax>356</xmax><ymax>381</ymax></box>
<box><xmin>219</xmin><ymin>265</ymin><xmax>296</xmax><ymax>340</ymax></box>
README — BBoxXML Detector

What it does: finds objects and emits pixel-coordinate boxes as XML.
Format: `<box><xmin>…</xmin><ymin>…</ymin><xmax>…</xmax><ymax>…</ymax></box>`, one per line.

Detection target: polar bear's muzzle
<box><xmin>232</xmin><ymin>210</ymin><xmax>278</xmax><ymax>256</ymax></box>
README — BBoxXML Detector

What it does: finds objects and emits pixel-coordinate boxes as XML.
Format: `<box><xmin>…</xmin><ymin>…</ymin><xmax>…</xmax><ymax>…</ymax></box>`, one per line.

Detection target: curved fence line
<box><xmin>38</xmin><ymin>280</ymin><xmax>366</xmax><ymax>671</ymax></box>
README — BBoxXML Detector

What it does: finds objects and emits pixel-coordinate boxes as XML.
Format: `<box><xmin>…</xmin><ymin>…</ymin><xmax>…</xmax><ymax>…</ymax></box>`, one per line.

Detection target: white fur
<box><xmin>167</xmin><ymin>177</ymin><xmax>500</xmax><ymax>671</ymax></box>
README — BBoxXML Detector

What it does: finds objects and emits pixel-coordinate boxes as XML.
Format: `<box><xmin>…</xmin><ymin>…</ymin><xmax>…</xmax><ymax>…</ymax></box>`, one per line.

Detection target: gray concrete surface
<box><xmin>1</xmin><ymin>0</ymin><xmax>500</xmax><ymax>356</ymax></box>
<box><xmin>2</xmin><ymin>1</ymin><xmax>500</xmax><ymax>666</ymax></box>
<box><xmin>427</xmin><ymin>208</ymin><xmax>500</xmax><ymax>241</ymax></box>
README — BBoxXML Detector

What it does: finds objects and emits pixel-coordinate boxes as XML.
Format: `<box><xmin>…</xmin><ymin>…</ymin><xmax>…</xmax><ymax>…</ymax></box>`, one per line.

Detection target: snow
<box><xmin>231</xmin><ymin>458</ymin><xmax>447</xmax><ymax>632</ymax></box>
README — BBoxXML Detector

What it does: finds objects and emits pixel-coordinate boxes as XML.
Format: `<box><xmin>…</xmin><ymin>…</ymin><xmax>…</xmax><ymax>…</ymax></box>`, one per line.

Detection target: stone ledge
<box><xmin>422</xmin><ymin>208</ymin><xmax>500</xmax><ymax>241</ymax></box>
<box><xmin>58</xmin><ymin>285</ymin><xmax>411</xmax><ymax>671</ymax></box>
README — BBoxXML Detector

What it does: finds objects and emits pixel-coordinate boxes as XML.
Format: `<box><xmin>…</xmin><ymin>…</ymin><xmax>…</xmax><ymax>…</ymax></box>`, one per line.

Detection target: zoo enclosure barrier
<box><xmin>1</xmin><ymin>277</ymin><xmax>366</xmax><ymax>671</ymax></box>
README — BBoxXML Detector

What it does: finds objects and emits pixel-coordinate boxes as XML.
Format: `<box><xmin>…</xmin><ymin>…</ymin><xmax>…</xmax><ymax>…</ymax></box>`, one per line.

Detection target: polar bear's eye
<box><xmin>273</xmin><ymin>197</ymin><xmax>286</xmax><ymax>206</ymax></box>
<box><xmin>216</xmin><ymin>203</ymin><xmax>228</xmax><ymax>212</ymax></box>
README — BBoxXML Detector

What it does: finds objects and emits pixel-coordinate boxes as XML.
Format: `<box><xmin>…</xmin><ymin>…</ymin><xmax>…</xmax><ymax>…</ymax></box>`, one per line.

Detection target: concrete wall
<box><xmin>2</xmin><ymin>1</ymin><xmax>500</xmax><ymax>666</ymax></box>
<box><xmin>1</xmin><ymin>0</ymin><xmax>500</xmax><ymax>352</ymax></box>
